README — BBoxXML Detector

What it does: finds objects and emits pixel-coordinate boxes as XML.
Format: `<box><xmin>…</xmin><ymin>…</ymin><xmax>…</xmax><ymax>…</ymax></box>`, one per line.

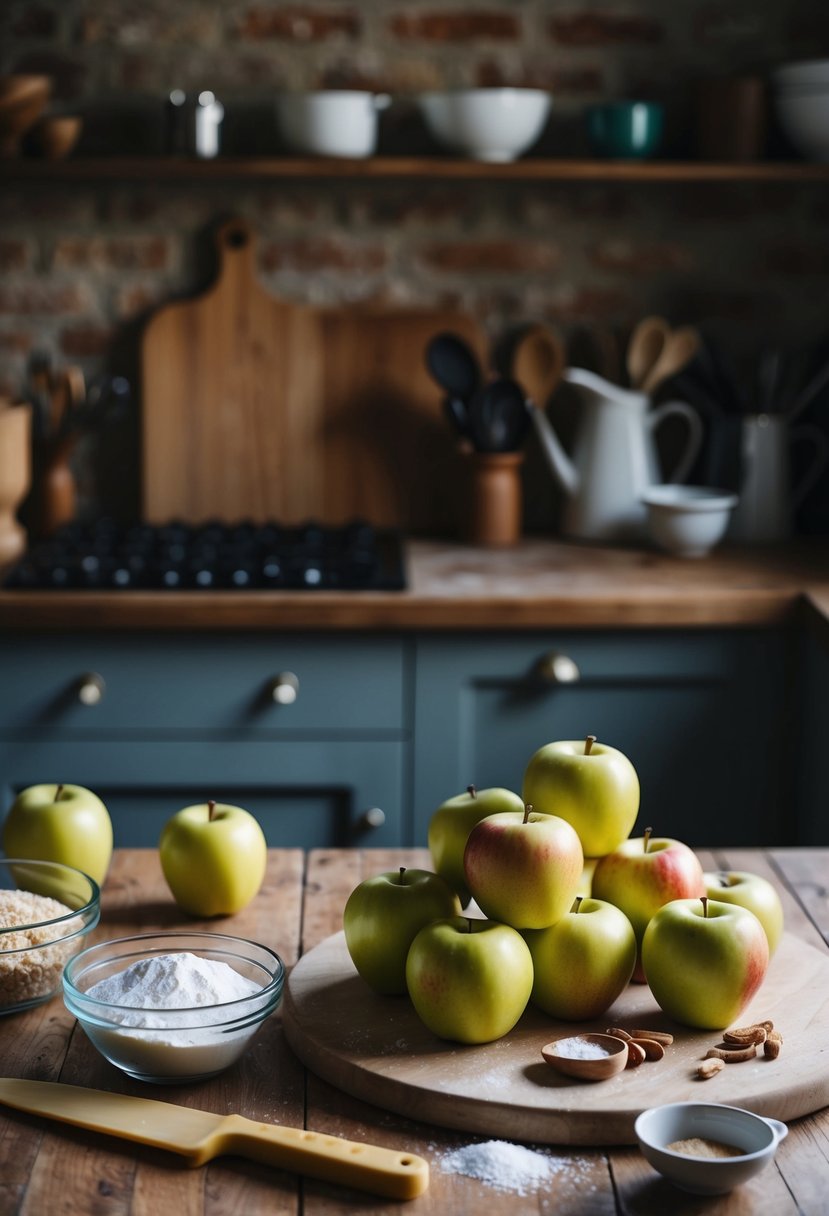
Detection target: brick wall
<box><xmin>2</xmin><ymin>0</ymin><xmax>829</xmax><ymax>528</ymax></box>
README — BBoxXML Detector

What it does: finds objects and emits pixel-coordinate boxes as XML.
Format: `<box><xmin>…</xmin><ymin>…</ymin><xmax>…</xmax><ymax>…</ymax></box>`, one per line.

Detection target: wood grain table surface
<box><xmin>1</xmin><ymin>847</ymin><xmax>827</xmax><ymax>1216</ymax></box>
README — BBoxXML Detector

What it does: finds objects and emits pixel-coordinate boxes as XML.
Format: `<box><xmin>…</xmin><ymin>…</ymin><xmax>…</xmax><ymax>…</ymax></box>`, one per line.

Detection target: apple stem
<box><xmin>523</xmin><ymin>804</ymin><xmax>532</xmax><ymax>824</ymax></box>
<box><xmin>584</xmin><ymin>735</ymin><xmax>596</xmax><ymax>756</ymax></box>
<box><xmin>55</xmin><ymin>784</ymin><xmax>64</xmax><ymax>800</ymax></box>
<box><xmin>398</xmin><ymin>867</ymin><xmax>406</xmax><ymax>882</ymax></box>
<box><xmin>701</xmin><ymin>896</ymin><xmax>709</xmax><ymax>918</ymax></box>
<box><xmin>573</xmin><ymin>895</ymin><xmax>584</xmax><ymax>913</ymax></box>
<box><xmin>208</xmin><ymin>799</ymin><xmax>216</xmax><ymax>822</ymax></box>
<box><xmin>466</xmin><ymin>918</ymin><xmax>473</xmax><ymax>933</ymax></box>
<box><xmin>467</xmin><ymin>785</ymin><xmax>477</xmax><ymax>799</ymax></box>
<box><xmin>643</xmin><ymin>826</ymin><xmax>652</xmax><ymax>854</ymax></box>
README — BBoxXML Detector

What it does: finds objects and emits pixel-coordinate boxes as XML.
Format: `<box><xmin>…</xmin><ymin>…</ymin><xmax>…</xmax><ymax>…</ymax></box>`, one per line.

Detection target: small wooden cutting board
<box><xmin>282</xmin><ymin>929</ymin><xmax>829</xmax><ymax>1146</ymax></box>
<box><xmin>141</xmin><ymin>218</ymin><xmax>485</xmax><ymax>529</ymax></box>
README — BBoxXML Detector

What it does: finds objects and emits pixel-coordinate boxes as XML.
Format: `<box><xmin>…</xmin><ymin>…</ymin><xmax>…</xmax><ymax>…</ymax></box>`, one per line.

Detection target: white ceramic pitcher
<box><xmin>728</xmin><ymin>412</ymin><xmax>829</xmax><ymax>543</ymax></box>
<box><xmin>530</xmin><ymin>367</ymin><xmax>704</xmax><ymax>541</ymax></box>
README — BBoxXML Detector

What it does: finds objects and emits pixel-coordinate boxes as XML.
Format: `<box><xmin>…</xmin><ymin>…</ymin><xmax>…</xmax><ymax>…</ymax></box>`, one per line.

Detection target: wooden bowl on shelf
<box><xmin>29</xmin><ymin>115</ymin><xmax>83</xmax><ymax>159</ymax></box>
<box><xmin>0</xmin><ymin>75</ymin><xmax>51</xmax><ymax>157</ymax></box>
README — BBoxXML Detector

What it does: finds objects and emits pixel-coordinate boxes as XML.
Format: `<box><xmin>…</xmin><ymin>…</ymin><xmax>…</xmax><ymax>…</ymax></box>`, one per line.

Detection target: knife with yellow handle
<box><xmin>0</xmin><ymin>1079</ymin><xmax>429</xmax><ymax>1200</ymax></box>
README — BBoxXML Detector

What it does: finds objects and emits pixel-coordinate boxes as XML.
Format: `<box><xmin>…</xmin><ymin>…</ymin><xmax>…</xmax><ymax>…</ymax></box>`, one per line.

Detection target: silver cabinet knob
<box><xmin>268</xmin><ymin>671</ymin><xmax>299</xmax><ymax>705</ymax></box>
<box><xmin>535</xmin><ymin>651</ymin><xmax>580</xmax><ymax>684</ymax></box>
<box><xmin>359</xmin><ymin>807</ymin><xmax>386</xmax><ymax>831</ymax></box>
<box><xmin>77</xmin><ymin>672</ymin><xmax>105</xmax><ymax>705</ymax></box>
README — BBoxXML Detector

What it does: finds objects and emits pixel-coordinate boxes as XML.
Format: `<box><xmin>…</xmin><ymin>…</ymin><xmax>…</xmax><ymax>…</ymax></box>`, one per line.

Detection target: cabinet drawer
<box><xmin>0</xmin><ymin>633</ymin><xmax>405</xmax><ymax>734</ymax></box>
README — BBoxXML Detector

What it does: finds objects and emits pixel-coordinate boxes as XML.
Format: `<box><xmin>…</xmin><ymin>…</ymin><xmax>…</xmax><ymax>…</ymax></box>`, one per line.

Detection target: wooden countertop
<box><xmin>2</xmin><ymin>537</ymin><xmax>829</xmax><ymax>631</ymax></box>
<box><xmin>3</xmin><ymin>847</ymin><xmax>827</xmax><ymax>1215</ymax></box>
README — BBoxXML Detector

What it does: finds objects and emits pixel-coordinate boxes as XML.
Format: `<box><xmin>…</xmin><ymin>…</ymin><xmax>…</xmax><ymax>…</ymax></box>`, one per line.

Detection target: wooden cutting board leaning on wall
<box><xmin>142</xmin><ymin>218</ymin><xmax>486</xmax><ymax>532</ymax></box>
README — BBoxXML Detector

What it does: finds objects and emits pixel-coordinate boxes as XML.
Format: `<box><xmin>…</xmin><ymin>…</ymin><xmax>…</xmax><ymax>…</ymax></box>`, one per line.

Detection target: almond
<box><xmin>626</xmin><ymin>1040</ymin><xmax>647</xmax><ymax>1068</ymax></box>
<box><xmin>630</xmin><ymin>1036</ymin><xmax>664</xmax><ymax>1061</ymax></box>
<box><xmin>723</xmin><ymin>1025</ymin><xmax>767</xmax><ymax>1046</ymax></box>
<box><xmin>605</xmin><ymin>1026</ymin><xmax>632</xmax><ymax>1041</ymax></box>
<box><xmin>697</xmin><ymin>1057</ymin><xmax>725</xmax><ymax>1079</ymax></box>
<box><xmin>764</xmin><ymin>1031</ymin><xmax>783</xmax><ymax>1060</ymax></box>
<box><xmin>628</xmin><ymin>1028</ymin><xmax>674</xmax><ymax>1046</ymax></box>
<box><xmin>705</xmin><ymin>1044</ymin><xmax>757</xmax><ymax>1062</ymax></box>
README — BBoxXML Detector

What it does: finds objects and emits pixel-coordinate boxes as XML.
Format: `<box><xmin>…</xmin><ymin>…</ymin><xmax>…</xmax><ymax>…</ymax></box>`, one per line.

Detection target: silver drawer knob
<box><xmin>77</xmin><ymin>672</ymin><xmax>105</xmax><ymax>705</ymax></box>
<box><xmin>269</xmin><ymin>672</ymin><xmax>299</xmax><ymax>705</ymax></box>
<box><xmin>360</xmin><ymin>807</ymin><xmax>386</xmax><ymax>831</ymax></box>
<box><xmin>535</xmin><ymin>651</ymin><xmax>580</xmax><ymax>684</ymax></box>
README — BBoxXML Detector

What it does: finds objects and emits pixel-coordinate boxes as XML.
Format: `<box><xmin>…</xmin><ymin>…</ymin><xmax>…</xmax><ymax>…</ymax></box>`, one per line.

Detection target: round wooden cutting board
<box><xmin>282</xmin><ymin>930</ymin><xmax>829</xmax><ymax>1146</ymax></box>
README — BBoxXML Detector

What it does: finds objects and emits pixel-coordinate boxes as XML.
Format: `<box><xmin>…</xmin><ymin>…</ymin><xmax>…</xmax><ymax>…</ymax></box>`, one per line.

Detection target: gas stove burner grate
<box><xmin>5</xmin><ymin>519</ymin><xmax>407</xmax><ymax>592</ymax></box>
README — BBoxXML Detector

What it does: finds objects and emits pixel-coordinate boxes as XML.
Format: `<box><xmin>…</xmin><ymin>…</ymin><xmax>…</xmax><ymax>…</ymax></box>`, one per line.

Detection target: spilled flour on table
<box><xmin>436</xmin><ymin>1138</ymin><xmax>595</xmax><ymax>1196</ymax></box>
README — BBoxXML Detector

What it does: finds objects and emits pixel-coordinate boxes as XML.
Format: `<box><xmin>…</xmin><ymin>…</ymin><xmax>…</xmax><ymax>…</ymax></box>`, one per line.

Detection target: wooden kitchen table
<box><xmin>1</xmin><ymin>847</ymin><xmax>827</xmax><ymax>1216</ymax></box>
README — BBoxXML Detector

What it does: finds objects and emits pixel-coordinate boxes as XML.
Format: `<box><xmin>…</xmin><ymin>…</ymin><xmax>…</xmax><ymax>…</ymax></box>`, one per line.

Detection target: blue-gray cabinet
<box><xmin>0</xmin><ymin>632</ymin><xmax>409</xmax><ymax>849</ymax></box>
<box><xmin>0</xmin><ymin>624</ymin><xmax>803</xmax><ymax>849</ymax></box>
<box><xmin>411</xmin><ymin>630</ymin><xmax>793</xmax><ymax>849</ymax></box>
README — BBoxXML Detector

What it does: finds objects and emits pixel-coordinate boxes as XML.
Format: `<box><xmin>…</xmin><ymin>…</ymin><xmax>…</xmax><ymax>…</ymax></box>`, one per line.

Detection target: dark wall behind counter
<box><xmin>3</xmin><ymin>0</ymin><xmax>829</xmax><ymax>533</ymax></box>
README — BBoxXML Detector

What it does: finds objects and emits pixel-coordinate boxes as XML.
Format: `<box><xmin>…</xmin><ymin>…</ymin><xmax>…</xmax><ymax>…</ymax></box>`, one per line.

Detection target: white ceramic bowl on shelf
<box><xmin>274</xmin><ymin>90</ymin><xmax>391</xmax><ymax>158</ymax></box>
<box><xmin>641</xmin><ymin>485</ymin><xmax>738</xmax><ymax>558</ymax></box>
<box><xmin>417</xmin><ymin>87</ymin><xmax>552</xmax><ymax>162</ymax></box>
<box><xmin>774</xmin><ymin>87</ymin><xmax>829</xmax><ymax>160</ymax></box>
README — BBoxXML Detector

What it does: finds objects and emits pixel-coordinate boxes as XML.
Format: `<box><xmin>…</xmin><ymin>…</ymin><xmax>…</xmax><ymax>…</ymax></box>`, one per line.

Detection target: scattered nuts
<box><xmin>764</xmin><ymin>1031</ymin><xmax>783</xmax><ymax>1060</ymax></box>
<box><xmin>605</xmin><ymin>1026</ymin><xmax>632</xmax><ymax>1041</ymax></box>
<box><xmin>697</xmin><ymin>1058</ymin><xmax>725</xmax><ymax>1080</ymax></box>
<box><xmin>724</xmin><ymin>1025</ymin><xmax>767</xmax><ymax>1046</ymax></box>
<box><xmin>625</xmin><ymin>1040</ymin><xmax>647</xmax><ymax>1068</ymax></box>
<box><xmin>630</xmin><ymin>1036</ymin><xmax>664</xmax><ymax>1061</ymax></box>
<box><xmin>629</xmin><ymin>1028</ymin><xmax>674</xmax><ymax>1046</ymax></box>
<box><xmin>705</xmin><ymin>1044</ymin><xmax>757</xmax><ymax>1062</ymax></box>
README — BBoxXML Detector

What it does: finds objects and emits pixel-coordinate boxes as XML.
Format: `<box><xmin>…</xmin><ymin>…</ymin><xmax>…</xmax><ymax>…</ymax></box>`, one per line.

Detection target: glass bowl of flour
<box><xmin>63</xmin><ymin>931</ymin><xmax>284</xmax><ymax>1083</ymax></box>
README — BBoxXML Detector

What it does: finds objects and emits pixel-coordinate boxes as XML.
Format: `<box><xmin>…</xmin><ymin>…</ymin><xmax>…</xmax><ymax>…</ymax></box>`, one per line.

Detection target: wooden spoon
<box><xmin>541</xmin><ymin>1033</ymin><xmax>629</xmax><ymax>1082</ymax></box>
<box><xmin>641</xmin><ymin>326</ymin><xmax>701</xmax><ymax>395</ymax></box>
<box><xmin>512</xmin><ymin>324</ymin><xmax>566</xmax><ymax>408</ymax></box>
<box><xmin>627</xmin><ymin>315</ymin><xmax>669</xmax><ymax>390</ymax></box>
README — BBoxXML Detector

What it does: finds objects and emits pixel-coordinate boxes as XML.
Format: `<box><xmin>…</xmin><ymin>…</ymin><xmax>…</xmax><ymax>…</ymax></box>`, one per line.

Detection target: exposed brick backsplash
<box><xmin>2</xmin><ymin>0</ymin><xmax>829</xmax><ymax>529</ymax></box>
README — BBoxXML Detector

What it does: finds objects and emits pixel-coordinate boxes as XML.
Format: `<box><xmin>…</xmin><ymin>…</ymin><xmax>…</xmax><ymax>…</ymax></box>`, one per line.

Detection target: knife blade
<box><xmin>0</xmin><ymin>1079</ymin><xmax>429</xmax><ymax>1200</ymax></box>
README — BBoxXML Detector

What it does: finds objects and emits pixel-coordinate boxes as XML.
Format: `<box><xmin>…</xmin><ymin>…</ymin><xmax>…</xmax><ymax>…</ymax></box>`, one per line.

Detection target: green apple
<box><xmin>3</xmin><ymin>783</ymin><xmax>113</xmax><ymax>885</ymax></box>
<box><xmin>406</xmin><ymin>916</ymin><xmax>533</xmax><ymax>1044</ymax></box>
<box><xmin>703</xmin><ymin>870</ymin><xmax>784</xmax><ymax>956</ymax></box>
<box><xmin>523</xmin><ymin>735</ymin><xmax>640</xmax><ymax>858</ymax></box>
<box><xmin>642</xmin><ymin>896</ymin><xmax>770</xmax><ymax>1030</ymax></box>
<box><xmin>428</xmin><ymin>784</ymin><xmax>524</xmax><ymax>906</ymax></box>
<box><xmin>463</xmin><ymin>806</ymin><xmax>583</xmax><ymax>930</ymax></box>
<box><xmin>343</xmin><ymin>867</ymin><xmax>461</xmax><ymax>995</ymax></box>
<box><xmin>591</xmin><ymin>828</ymin><xmax>705</xmax><ymax>981</ymax></box>
<box><xmin>524</xmin><ymin>895</ymin><xmax>637</xmax><ymax>1020</ymax></box>
<box><xmin>159</xmin><ymin>799</ymin><xmax>267</xmax><ymax>917</ymax></box>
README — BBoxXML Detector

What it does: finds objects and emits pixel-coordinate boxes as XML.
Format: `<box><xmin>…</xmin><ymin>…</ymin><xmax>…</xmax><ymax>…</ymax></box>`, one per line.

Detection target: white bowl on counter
<box><xmin>417</xmin><ymin>87</ymin><xmax>552</xmax><ymax>162</ymax></box>
<box><xmin>641</xmin><ymin>485</ymin><xmax>738</xmax><ymax>558</ymax></box>
<box><xmin>275</xmin><ymin>90</ymin><xmax>391</xmax><ymax>158</ymax></box>
<box><xmin>635</xmin><ymin>1102</ymin><xmax>788</xmax><ymax>1195</ymax></box>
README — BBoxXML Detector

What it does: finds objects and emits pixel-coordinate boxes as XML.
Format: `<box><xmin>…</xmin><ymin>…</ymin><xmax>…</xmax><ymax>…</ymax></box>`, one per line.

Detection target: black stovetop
<box><xmin>4</xmin><ymin>519</ymin><xmax>406</xmax><ymax>592</ymax></box>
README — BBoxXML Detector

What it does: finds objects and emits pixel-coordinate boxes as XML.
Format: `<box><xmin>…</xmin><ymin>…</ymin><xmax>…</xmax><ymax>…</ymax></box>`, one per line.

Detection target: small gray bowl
<box><xmin>635</xmin><ymin>1101</ymin><xmax>788</xmax><ymax>1195</ymax></box>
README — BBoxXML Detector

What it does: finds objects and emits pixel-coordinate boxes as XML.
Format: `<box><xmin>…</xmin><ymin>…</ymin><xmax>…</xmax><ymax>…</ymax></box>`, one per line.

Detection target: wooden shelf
<box><xmin>5</xmin><ymin>156</ymin><xmax>829</xmax><ymax>183</ymax></box>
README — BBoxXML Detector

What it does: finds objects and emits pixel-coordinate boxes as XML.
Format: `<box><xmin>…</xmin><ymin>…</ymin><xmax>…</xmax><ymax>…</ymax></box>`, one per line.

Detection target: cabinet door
<box><xmin>0</xmin><ymin>739</ymin><xmax>404</xmax><ymax>849</ymax></box>
<box><xmin>413</xmin><ymin>630</ymin><xmax>791</xmax><ymax>848</ymax></box>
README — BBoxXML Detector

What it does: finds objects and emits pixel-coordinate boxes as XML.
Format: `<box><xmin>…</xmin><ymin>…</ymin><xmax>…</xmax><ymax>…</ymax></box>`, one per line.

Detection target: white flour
<box><xmin>87</xmin><ymin>951</ymin><xmax>259</xmax><ymax>1021</ymax></box>
<box><xmin>82</xmin><ymin>952</ymin><xmax>264</xmax><ymax>1080</ymax></box>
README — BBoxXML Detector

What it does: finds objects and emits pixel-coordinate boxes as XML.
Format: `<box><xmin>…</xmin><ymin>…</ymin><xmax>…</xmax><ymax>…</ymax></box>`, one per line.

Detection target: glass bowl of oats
<box><xmin>0</xmin><ymin>859</ymin><xmax>100</xmax><ymax>1014</ymax></box>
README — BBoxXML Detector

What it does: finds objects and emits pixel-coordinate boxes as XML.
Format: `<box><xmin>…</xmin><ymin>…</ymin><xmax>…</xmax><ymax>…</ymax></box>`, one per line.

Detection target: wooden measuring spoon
<box><xmin>642</xmin><ymin>325</ymin><xmax>701</xmax><ymax>395</ymax></box>
<box><xmin>627</xmin><ymin>315</ymin><xmax>669</xmax><ymax>390</ymax></box>
<box><xmin>512</xmin><ymin>324</ymin><xmax>566</xmax><ymax>408</ymax></box>
<box><xmin>541</xmin><ymin>1033</ymin><xmax>629</xmax><ymax>1082</ymax></box>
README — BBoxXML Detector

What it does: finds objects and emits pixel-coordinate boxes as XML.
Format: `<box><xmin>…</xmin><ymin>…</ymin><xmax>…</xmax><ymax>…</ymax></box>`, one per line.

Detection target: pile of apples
<box><xmin>344</xmin><ymin>736</ymin><xmax>784</xmax><ymax>1044</ymax></box>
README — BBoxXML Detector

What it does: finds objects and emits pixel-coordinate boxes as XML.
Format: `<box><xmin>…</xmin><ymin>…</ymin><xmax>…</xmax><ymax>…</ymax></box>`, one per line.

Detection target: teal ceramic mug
<box><xmin>587</xmin><ymin>101</ymin><xmax>664</xmax><ymax>159</ymax></box>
